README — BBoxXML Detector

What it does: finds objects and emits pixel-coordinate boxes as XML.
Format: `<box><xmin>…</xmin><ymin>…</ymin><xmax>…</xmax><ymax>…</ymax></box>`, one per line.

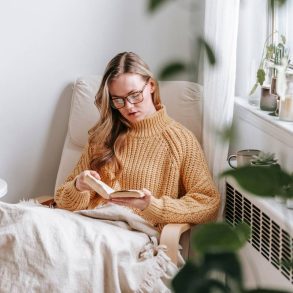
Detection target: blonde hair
<box><xmin>89</xmin><ymin>52</ymin><xmax>161</xmax><ymax>178</ymax></box>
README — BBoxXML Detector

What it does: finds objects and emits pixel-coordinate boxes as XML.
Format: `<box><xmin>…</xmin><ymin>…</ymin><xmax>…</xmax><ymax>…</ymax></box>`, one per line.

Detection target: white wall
<box><xmin>0</xmin><ymin>0</ymin><xmax>203</xmax><ymax>202</ymax></box>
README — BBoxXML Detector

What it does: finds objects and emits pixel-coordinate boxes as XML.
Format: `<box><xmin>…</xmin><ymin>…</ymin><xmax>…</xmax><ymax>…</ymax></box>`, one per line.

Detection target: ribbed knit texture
<box><xmin>55</xmin><ymin>106</ymin><xmax>220</xmax><ymax>230</ymax></box>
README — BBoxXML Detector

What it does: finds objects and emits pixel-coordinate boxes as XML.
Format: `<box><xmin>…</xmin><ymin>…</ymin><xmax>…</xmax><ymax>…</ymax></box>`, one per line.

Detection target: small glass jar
<box><xmin>279</xmin><ymin>74</ymin><xmax>293</xmax><ymax>121</ymax></box>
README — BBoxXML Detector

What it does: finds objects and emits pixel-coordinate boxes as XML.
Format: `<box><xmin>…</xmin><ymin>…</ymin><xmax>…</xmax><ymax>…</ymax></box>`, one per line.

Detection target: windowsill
<box><xmin>234</xmin><ymin>97</ymin><xmax>293</xmax><ymax>148</ymax></box>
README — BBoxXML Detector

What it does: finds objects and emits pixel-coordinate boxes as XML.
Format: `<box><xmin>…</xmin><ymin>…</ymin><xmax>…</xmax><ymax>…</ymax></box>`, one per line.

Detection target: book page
<box><xmin>84</xmin><ymin>175</ymin><xmax>113</xmax><ymax>199</ymax></box>
<box><xmin>110</xmin><ymin>190</ymin><xmax>145</xmax><ymax>199</ymax></box>
<box><xmin>84</xmin><ymin>174</ymin><xmax>144</xmax><ymax>199</ymax></box>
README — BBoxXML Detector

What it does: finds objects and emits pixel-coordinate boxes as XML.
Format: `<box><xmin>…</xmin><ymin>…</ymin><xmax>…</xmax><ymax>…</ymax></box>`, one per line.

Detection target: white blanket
<box><xmin>0</xmin><ymin>201</ymin><xmax>178</xmax><ymax>293</ymax></box>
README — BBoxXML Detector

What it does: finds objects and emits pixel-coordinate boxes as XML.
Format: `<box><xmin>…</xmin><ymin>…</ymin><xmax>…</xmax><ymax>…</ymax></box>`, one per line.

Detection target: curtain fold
<box><xmin>202</xmin><ymin>0</ymin><xmax>240</xmax><ymax>215</ymax></box>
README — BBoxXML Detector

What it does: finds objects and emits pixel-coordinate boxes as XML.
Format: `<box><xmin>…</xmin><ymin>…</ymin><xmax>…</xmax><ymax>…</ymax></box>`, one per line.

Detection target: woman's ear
<box><xmin>149</xmin><ymin>78</ymin><xmax>156</xmax><ymax>94</ymax></box>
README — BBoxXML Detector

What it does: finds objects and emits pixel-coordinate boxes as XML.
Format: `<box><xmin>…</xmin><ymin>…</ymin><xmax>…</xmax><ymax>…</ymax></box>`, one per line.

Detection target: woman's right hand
<box><xmin>75</xmin><ymin>170</ymin><xmax>101</xmax><ymax>192</ymax></box>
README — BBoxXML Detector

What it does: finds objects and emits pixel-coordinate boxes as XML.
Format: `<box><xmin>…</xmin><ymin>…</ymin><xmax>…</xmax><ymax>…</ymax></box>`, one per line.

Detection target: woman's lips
<box><xmin>128</xmin><ymin>111</ymin><xmax>138</xmax><ymax>116</ymax></box>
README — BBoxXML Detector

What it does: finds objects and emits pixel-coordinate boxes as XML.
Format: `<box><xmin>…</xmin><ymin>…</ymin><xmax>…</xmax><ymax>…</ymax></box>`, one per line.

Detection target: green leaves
<box><xmin>198</xmin><ymin>37</ymin><xmax>216</xmax><ymax>65</ymax></box>
<box><xmin>172</xmin><ymin>255</ymin><xmax>243</xmax><ymax>293</ymax></box>
<box><xmin>157</xmin><ymin>38</ymin><xmax>216</xmax><ymax>80</ymax></box>
<box><xmin>249</xmin><ymin>68</ymin><xmax>265</xmax><ymax>95</ymax></box>
<box><xmin>222</xmin><ymin>165</ymin><xmax>293</xmax><ymax>197</ymax></box>
<box><xmin>148</xmin><ymin>1</ymin><xmax>216</xmax><ymax>81</ymax></box>
<box><xmin>192</xmin><ymin>222</ymin><xmax>250</xmax><ymax>254</ymax></box>
<box><xmin>158</xmin><ymin>61</ymin><xmax>187</xmax><ymax>80</ymax></box>
<box><xmin>172</xmin><ymin>223</ymin><xmax>249</xmax><ymax>292</ymax></box>
<box><xmin>266</xmin><ymin>44</ymin><xmax>275</xmax><ymax>59</ymax></box>
<box><xmin>270</xmin><ymin>0</ymin><xmax>287</xmax><ymax>8</ymax></box>
<box><xmin>257</xmin><ymin>68</ymin><xmax>266</xmax><ymax>86</ymax></box>
<box><xmin>147</xmin><ymin>0</ymin><xmax>173</xmax><ymax>13</ymax></box>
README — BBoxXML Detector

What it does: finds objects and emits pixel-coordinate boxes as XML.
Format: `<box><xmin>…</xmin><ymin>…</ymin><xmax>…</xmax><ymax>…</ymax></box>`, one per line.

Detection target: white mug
<box><xmin>228</xmin><ymin>149</ymin><xmax>261</xmax><ymax>169</ymax></box>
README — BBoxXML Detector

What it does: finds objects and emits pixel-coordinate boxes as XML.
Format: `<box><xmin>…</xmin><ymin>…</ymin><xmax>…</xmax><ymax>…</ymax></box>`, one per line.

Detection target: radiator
<box><xmin>225</xmin><ymin>178</ymin><xmax>293</xmax><ymax>291</ymax></box>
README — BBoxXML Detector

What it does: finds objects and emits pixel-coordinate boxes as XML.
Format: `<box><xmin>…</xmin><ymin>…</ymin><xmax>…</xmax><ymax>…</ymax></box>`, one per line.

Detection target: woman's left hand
<box><xmin>110</xmin><ymin>188</ymin><xmax>152</xmax><ymax>211</ymax></box>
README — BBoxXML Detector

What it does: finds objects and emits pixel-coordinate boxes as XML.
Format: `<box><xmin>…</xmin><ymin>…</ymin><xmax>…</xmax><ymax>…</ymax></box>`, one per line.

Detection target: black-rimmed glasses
<box><xmin>110</xmin><ymin>78</ymin><xmax>149</xmax><ymax>109</ymax></box>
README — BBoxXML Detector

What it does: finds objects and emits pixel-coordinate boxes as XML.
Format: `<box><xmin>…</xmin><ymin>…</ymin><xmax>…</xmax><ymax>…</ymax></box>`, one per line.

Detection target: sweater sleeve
<box><xmin>54</xmin><ymin>144</ymin><xmax>94</xmax><ymax>211</ymax></box>
<box><xmin>141</xmin><ymin>134</ymin><xmax>220</xmax><ymax>225</ymax></box>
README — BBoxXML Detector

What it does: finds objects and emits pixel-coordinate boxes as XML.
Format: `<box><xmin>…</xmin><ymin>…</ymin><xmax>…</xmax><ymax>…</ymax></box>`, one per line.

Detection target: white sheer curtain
<box><xmin>202</xmin><ymin>0</ymin><xmax>240</xmax><ymax>213</ymax></box>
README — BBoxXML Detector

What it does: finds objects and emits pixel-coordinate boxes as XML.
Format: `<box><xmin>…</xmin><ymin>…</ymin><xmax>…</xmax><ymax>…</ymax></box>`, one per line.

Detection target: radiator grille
<box><xmin>225</xmin><ymin>182</ymin><xmax>293</xmax><ymax>284</ymax></box>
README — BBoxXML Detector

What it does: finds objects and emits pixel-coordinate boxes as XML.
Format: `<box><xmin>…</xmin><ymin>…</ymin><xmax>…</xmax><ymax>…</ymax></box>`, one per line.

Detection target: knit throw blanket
<box><xmin>0</xmin><ymin>201</ymin><xmax>179</xmax><ymax>293</ymax></box>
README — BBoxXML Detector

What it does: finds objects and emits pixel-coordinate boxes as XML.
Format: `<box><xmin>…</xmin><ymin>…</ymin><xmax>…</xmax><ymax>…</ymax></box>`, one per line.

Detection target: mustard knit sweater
<box><xmin>55</xmin><ymin>106</ymin><xmax>220</xmax><ymax>230</ymax></box>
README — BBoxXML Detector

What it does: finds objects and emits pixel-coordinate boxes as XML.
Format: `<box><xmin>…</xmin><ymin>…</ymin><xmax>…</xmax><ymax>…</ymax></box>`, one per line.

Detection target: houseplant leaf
<box><xmin>172</xmin><ymin>261</ymin><xmax>201</xmax><ymax>293</ymax></box>
<box><xmin>202</xmin><ymin>252</ymin><xmax>243</xmax><ymax>285</ymax></box>
<box><xmin>271</xmin><ymin>0</ymin><xmax>287</xmax><ymax>8</ymax></box>
<box><xmin>147</xmin><ymin>0</ymin><xmax>172</xmax><ymax>13</ymax></box>
<box><xmin>266</xmin><ymin>44</ymin><xmax>275</xmax><ymax>59</ymax></box>
<box><xmin>158</xmin><ymin>61</ymin><xmax>187</xmax><ymax>80</ymax></box>
<box><xmin>222</xmin><ymin>165</ymin><xmax>292</xmax><ymax>197</ymax></box>
<box><xmin>198</xmin><ymin>37</ymin><xmax>216</xmax><ymax>65</ymax></box>
<box><xmin>257</xmin><ymin>68</ymin><xmax>266</xmax><ymax>86</ymax></box>
<box><xmin>183</xmin><ymin>278</ymin><xmax>230</xmax><ymax>293</ymax></box>
<box><xmin>192</xmin><ymin>222</ymin><xmax>250</xmax><ymax>254</ymax></box>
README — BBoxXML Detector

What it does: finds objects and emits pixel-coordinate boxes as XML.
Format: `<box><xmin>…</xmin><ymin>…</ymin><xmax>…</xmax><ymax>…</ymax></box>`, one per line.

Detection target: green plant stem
<box><xmin>259</xmin><ymin>30</ymin><xmax>279</xmax><ymax>68</ymax></box>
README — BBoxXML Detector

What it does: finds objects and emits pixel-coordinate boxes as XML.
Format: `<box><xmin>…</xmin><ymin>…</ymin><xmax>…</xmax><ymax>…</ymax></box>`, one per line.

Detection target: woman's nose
<box><xmin>124</xmin><ymin>100</ymin><xmax>134</xmax><ymax>109</ymax></box>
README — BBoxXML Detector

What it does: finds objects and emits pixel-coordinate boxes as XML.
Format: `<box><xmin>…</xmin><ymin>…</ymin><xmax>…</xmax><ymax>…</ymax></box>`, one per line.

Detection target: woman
<box><xmin>55</xmin><ymin>52</ymin><xmax>220</xmax><ymax>231</ymax></box>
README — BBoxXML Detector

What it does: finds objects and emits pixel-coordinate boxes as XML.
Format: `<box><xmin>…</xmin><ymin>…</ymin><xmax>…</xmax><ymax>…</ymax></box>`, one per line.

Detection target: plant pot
<box><xmin>260</xmin><ymin>86</ymin><xmax>277</xmax><ymax>111</ymax></box>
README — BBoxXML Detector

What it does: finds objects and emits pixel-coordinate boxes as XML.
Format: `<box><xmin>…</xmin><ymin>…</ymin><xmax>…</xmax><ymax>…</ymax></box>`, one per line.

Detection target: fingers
<box><xmin>89</xmin><ymin>170</ymin><xmax>101</xmax><ymax>180</ymax></box>
<box><xmin>110</xmin><ymin>189</ymin><xmax>152</xmax><ymax>211</ymax></box>
<box><xmin>76</xmin><ymin>170</ymin><xmax>100</xmax><ymax>192</ymax></box>
<box><xmin>142</xmin><ymin>188</ymin><xmax>152</xmax><ymax>196</ymax></box>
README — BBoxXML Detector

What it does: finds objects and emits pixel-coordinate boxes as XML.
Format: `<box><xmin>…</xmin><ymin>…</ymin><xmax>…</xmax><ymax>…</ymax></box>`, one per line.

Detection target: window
<box><xmin>272</xmin><ymin>1</ymin><xmax>293</xmax><ymax>68</ymax></box>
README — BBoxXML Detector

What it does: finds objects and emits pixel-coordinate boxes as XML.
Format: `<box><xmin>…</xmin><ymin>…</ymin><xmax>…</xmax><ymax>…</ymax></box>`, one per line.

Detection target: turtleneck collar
<box><xmin>129</xmin><ymin>105</ymin><xmax>174</xmax><ymax>137</ymax></box>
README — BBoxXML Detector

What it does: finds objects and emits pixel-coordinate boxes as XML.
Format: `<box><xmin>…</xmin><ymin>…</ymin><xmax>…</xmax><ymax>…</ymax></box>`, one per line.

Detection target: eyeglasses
<box><xmin>110</xmin><ymin>78</ymin><xmax>149</xmax><ymax>109</ymax></box>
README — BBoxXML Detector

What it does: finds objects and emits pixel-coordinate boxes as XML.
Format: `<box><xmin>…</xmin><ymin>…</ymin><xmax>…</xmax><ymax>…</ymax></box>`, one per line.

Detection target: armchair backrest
<box><xmin>55</xmin><ymin>75</ymin><xmax>203</xmax><ymax>191</ymax></box>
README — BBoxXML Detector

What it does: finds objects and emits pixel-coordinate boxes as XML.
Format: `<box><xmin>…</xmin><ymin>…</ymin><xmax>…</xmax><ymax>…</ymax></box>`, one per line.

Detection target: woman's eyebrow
<box><xmin>111</xmin><ymin>89</ymin><xmax>139</xmax><ymax>98</ymax></box>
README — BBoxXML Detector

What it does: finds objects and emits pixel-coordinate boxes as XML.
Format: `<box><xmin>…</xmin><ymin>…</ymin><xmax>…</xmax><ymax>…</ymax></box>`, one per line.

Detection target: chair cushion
<box><xmin>68</xmin><ymin>76</ymin><xmax>203</xmax><ymax>148</ymax></box>
<box><xmin>69</xmin><ymin>76</ymin><xmax>102</xmax><ymax>147</ymax></box>
<box><xmin>159</xmin><ymin>81</ymin><xmax>202</xmax><ymax>142</ymax></box>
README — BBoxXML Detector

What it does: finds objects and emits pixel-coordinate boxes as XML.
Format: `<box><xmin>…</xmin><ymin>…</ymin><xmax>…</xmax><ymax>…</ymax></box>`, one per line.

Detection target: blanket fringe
<box><xmin>18</xmin><ymin>199</ymin><xmax>45</xmax><ymax>207</ymax></box>
<box><xmin>137</xmin><ymin>244</ymin><xmax>178</xmax><ymax>293</ymax></box>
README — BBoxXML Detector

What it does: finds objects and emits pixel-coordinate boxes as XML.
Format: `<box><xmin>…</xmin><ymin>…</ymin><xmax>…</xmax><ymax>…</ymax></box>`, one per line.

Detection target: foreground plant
<box><xmin>172</xmin><ymin>222</ymin><xmax>290</xmax><ymax>293</ymax></box>
<box><xmin>222</xmin><ymin>164</ymin><xmax>293</xmax><ymax>199</ymax></box>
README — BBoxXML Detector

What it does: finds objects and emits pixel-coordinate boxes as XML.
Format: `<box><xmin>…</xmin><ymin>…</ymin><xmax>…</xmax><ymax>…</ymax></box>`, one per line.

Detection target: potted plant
<box><xmin>250</xmin><ymin>151</ymin><xmax>279</xmax><ymax>167</ymax></box>
<box><xmin>249</xmin><ymin>31</ymin><xmax>289</xmax><ymax>112</ymax></box>
<box><xmin>249</xmin><ymin>31</ymin><xmax>287</xmax><ymax>96</ymax></box>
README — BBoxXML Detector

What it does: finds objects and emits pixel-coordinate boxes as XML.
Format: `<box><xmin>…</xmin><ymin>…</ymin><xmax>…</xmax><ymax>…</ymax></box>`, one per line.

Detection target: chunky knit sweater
<box><xmin>55</xmin><ymin>106</ymin><xmax>220</xmax><ymax>229</ymax></box>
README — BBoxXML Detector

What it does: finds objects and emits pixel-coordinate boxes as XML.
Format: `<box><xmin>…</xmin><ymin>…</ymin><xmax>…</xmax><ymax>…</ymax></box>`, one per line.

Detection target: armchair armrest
<box><xmin>34</xmin><ymin>195</ymin><xmax>55</xmax><ymax>207</ymax></box>
<box><xmin>160</xmin><ymin>223</ymin><xmax>192</xmax><ymax>266</ymax></box>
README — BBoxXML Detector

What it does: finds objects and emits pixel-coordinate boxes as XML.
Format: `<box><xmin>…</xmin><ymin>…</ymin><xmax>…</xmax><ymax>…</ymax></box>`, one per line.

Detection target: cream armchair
<box><xmin>37</xmin><ymin>76</ymin><xmax>202</xmax><ymax>266</ymax></box>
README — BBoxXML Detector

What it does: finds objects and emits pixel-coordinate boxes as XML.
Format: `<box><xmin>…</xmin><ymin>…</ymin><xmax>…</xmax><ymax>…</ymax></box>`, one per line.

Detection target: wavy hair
<box><xmin>89</xmin><ymin>52</ymin><xmax>162</xmax><ymax>178</ymax></box>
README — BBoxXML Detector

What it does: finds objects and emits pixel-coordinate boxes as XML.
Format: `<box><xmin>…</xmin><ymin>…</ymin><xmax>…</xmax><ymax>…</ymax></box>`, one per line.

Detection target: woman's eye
<box><xmin>130</xmin><ymin>93</ymin><xmax>140</xmax><ymax>99</ymax></box>
<box><xmin>113</xmin><ymin>98</ymin><xmax>123</xmax><ymax>104</ymax></box>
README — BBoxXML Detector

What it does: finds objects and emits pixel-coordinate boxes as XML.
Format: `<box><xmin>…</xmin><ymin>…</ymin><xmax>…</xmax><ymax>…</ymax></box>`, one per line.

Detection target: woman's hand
<box><xmin>75</xmin><ymin>170</ymin><xmax>101</xmax><ymax>192</ymax></box>
<box><xmin>110</xmin><ymin>188</ymin><xmax>152</xmax><ymax>211</ymax></box>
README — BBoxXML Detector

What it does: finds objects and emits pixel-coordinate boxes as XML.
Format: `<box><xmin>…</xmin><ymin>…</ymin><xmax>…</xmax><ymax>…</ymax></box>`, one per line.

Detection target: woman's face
<box><xmin>108</xmin><ymin>73</ymin><xmax>156</xmax><ymax>123</ymax></box>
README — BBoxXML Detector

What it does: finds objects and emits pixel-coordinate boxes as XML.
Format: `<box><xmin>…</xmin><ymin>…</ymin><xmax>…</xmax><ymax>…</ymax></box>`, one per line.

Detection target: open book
<box><xmin>84</xmin><ymin>174</ymin><xmax>145</xmax><ymax>199</ymax></box>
